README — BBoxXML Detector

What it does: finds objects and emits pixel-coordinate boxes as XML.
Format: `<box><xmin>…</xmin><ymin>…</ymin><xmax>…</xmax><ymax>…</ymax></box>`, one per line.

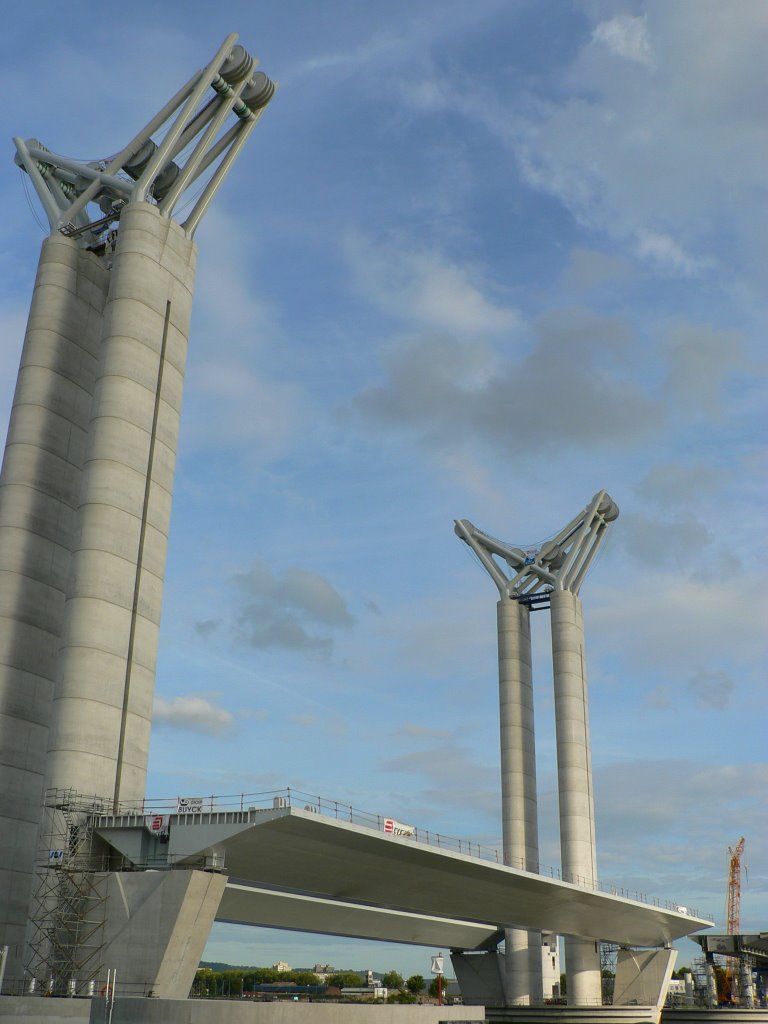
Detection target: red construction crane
<box><xmin>725</xmin><ymin>837</ymin><xmax>746</xmax><ymax>1001</ymax></box>
<box><xmin>726</xmin><ymin>837</ymin><xmax>745</xmax><ymax>936</ymax></box>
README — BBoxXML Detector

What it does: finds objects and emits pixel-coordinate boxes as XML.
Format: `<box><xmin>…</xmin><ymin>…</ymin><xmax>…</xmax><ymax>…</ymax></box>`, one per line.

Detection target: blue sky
<box><xmin>1</xmin><ymin>0</ymin><xmax>765</xmax><ymax>979</ymax></box>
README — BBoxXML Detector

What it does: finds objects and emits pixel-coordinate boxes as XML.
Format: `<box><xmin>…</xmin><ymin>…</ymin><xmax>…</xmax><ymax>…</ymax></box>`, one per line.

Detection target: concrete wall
<box><xmin>0</xmin><ymin>235</ymin><xmax>109</xmax><ymax>984</ymax></box>
<box><xmin>485</xmin><ymin>1008</ymin><xmax>658</xmax><ymax>1024</ymax></box>
<box><xmin>662</xmin><ymin>1010</ymin><xmax>768</xmax><ymax>1023</ymax></box>
<box><xmin>0</xmin><ymin>996</ymin><xmax>89</xmax><ymax>1022</ymax></box>
<box><xmin>89</xmin><ymin>999</ymin><xmax>484</xmax><ymax>1023</ymax></box>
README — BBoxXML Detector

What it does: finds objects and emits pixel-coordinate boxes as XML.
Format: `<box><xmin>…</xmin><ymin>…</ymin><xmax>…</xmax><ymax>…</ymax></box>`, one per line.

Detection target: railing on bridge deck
<box><xmin>88</xmin><ymin>785</ymin><xmax>707</xmax><ymax>921</ymax></box>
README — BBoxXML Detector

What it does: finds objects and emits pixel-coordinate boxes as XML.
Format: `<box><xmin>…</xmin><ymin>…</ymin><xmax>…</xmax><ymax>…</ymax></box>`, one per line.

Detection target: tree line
<box><xmin>193</xmin><ymin>967</ymin><xmax>443</xmax><ymax>1001</ymax></box>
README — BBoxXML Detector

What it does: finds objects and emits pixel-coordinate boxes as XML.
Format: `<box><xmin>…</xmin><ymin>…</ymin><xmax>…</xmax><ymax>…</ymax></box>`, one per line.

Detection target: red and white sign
<box><xmin>383</xmin><ymin>817</ymin><xmax>415</xmax><ymax>837</ymax></box>
<box><xmin>144</xmin><ymin>814</ymin><xmax>170</xmax><ymax>836</ymax></box>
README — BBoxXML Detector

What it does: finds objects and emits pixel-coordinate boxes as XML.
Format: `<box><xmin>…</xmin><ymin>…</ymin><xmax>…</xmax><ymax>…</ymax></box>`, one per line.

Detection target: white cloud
<box><xmin>593</xmin><ymin>15</ymin><xmax>654</xmax><ymax>67</ymax></box>
<box><xmin>184</xmin><ymin>208</ymin><xmax>303</xmax><ymax>457</ymax></box>
<box><xmin>591</xmin><ymin>572</ymin><xmax>767</xmax><ymax>674</ymax></box>
<box><xmin>154</xmin><ymin>695</ymin><xmax>234</xmax><ymax>736</ymax></box>
<box><xmin>593</xmin><ymin>758</ymin><xmax>768</xmax><ymax>914</ymax></box>
<box><xmin>408</xmin><ymin>4</ymin><xmax>766</xmax><ymax>280</ymax></box>
<box><xmin>381</xmin><ymin>743</ymin><xmax>499</xmax><ymax>820</ymax></box>
<box><xmin>185</xmin><ymin>360</ymin><xmax>300</xmax><ymax>455</ymax></box>
<box><xmin>394</xmin><ymin>723</ymin><xmax>451</xmax><ymax>739</ymax></box>
<box><xmin>345</xmin><ymin>234</ymin><xmax>519</xmax><ymax>333</ymax></box>
<box><xmin>635</xmin><ymin>230</ymin><xmax>711</xmax><ymax>277</ymax></box>
<box><xmin>284</xmin><ymin>31</ymin><xmax>405</xmax><ymax>81</ymax></box>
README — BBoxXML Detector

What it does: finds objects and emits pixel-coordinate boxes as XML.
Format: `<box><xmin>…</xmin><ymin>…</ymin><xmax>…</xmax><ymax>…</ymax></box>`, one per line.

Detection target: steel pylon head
<box><xmin>14</xmin><ymin>34</ymin><xmax>275</xmax><ymax>245</ymax></box>
<box><xmin>455</xmin><ymin>490</ymin><xmax>619</xmax><ymax>599</ymax></box>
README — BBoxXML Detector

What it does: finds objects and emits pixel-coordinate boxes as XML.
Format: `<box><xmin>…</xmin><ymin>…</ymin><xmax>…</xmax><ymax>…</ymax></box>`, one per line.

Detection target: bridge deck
<box><xmin>95</xmin><ymin>807</ymin><xmax>712</xmax><ymax>949</ymax></box>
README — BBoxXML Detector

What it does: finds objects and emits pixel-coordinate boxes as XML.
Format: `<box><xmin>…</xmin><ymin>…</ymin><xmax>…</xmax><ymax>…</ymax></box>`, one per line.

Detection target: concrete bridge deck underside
<box><xmin>95</xmin><ymin>807</ymin><xmax>712</xmax><ymax>950</ymax></box>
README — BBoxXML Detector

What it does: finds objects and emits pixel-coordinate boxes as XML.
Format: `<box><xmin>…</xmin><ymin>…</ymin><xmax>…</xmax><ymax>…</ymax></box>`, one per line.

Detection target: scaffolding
<box><xmin>601</xmin><ymin>942</ymin><xmax>619</xmax><ymax>1003</ymax></box>
<box><xmin>25</xmin><ymin>789</ymin><xmax>110</xmax><ymax>996</ymax></box>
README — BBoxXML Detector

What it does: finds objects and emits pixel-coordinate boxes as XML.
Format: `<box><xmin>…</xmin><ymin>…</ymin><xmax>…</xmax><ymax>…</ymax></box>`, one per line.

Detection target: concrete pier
<box><xmin>0</xmin><ymin>235</ymin><xmax>109</xmax><ymax>981</ymax></box>
<box><xmin>550</xmin><ymin>589</ymin><xmax>601</xmax><ymax>1005</ymax></box>
<box><xmin>1</xmin><ymin>35</ymin><xmax>274</xmax><ymax>997</ymax></box>
<box><xmin>44</xmin><ymin>204</ymin><xmax>196</xmax><ymax>810</ymax></box>
<box><xmin>497</xmin><ymin>599</ymin><xmax>542</xmax><ymax>1005</ymax></box>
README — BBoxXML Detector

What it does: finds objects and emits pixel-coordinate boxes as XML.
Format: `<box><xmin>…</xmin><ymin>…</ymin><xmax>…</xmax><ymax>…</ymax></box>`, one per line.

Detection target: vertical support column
<box><xmin>497</xmin><ymin>599</ymin><xmax>542</xmax><ymax>1005</ymax></box>
<box><xmin>550</xmin><ymin>589</ymin><xmax>601</xmax><ymax>1005</ymax></box>
<box><xmin>45</xmin><ymin>203</ymin><xmax>197</xmax><ymax>808</ymax></box>
<box><xmin>0</xmin><ymin>235</ymin><xmax>107</xmax><ymax>986</ymax></box>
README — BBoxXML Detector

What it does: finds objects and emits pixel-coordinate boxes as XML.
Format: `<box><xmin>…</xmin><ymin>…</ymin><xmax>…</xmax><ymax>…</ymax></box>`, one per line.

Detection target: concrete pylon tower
<box><xmin>0</xmin><ymin>36</ymin><xmax>274</xmax><ymax>986</ymax></box>
<box><xmin>456</xmin><ymin>489</ymin><xmax>619</xmax><ymax>1008</ymax></box>
<box><xmin>454</xmin><ymin>520</ymin><xmax>544</xmax><ymax>1006</ymax></box>
<box><xmin>539</xmin><ymin>491</ymin><xmax>618</xmax><ymax>1004</ymax></box>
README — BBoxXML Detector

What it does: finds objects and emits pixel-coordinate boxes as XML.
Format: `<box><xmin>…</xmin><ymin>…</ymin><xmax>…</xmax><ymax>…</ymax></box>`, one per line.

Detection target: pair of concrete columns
<box><xmin>0</xmin><ymin>203</ymin><xmax>196</xmax><ymax>985</ymax></box>
<box><xmin>497</xmin><ymin>589</ymin><xmax>601</xmax><ymax>1006</ymax></box>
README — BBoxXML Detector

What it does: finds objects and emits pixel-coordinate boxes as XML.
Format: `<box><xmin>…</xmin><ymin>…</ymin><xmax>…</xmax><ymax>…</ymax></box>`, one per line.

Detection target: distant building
<box><xmin>310</xmin><ymin>964</ymin><xmax>336</xmax><ymax>982</ymax></box>
<box><xmin>542</xmin><ymin>933</ymin><xmax>562</xmax><ymax>999</ymax></box>
<box><xmin>273</xmin><ymin>961</ymin><xmax>292</xmax><ymax>973</ymax></box>
<box><xmin>341</xmin><ymin>987</ymin><xmax>386</xmax><ymax>999</ymax></box>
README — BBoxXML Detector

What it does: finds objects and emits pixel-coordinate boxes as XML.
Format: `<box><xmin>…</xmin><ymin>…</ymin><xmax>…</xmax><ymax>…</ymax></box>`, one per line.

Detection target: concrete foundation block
<box><xmin>614</xmin><ymin>948</ymin><xmax>677</xmax><ymax>1012</ymax></box>
<box><xmin>99</xmin><ymin>869</ymin><xmax>227</xmax><ymax>999</ymax></box>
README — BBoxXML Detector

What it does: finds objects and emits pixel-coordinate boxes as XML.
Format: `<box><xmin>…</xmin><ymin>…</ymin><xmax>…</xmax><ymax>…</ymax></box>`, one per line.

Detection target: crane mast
<box><xmin>726</xmin><ymin>837</ymin><xmax>745</xmax><ymax>935</ymax></box>
<box><xmin>725</xmin><ymin>836</ymin><xmax>745</xmax><ymax>1000</ymax></box>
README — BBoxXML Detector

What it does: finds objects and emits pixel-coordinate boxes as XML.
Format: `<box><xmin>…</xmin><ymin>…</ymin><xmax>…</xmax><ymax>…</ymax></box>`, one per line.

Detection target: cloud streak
<box><xmin>154</xmin><ymin>695</ymin><xmax>234</xmax><ymax>736</ymax></box>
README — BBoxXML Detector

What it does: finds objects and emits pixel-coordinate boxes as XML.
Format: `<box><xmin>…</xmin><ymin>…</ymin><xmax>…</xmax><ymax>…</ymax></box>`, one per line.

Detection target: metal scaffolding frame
<box><xmin>25</xmin><ymin>789</ymin><xmax>110</xmax><ymax>996</ymax></box>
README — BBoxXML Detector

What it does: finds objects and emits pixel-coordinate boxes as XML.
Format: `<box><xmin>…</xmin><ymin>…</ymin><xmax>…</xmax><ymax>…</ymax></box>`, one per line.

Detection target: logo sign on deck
<box><xmin>383</xmin><ymin>817</ymin><xmax>415</xmax><ymax>837</ymax></box>
<box><xmin>144</xmin><ymin>814</ymin><xmax>170</xmax><ymax>836</ymax></box>
<box><xmin>176</xmin><ymin>796</ymin><xmax>204</xmax><ymax>814</ymax></box>
<box><xmin>48</xmin><ymin>849</ymin><xmax>65</xmax><ymax>865</ymax></box>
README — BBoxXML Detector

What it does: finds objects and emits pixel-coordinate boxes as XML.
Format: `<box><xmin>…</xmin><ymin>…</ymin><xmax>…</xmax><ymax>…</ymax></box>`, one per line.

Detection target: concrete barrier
<box><xmin>89</xmin><ymin>998</ymin><xmax>485</xmax><ymax>1023</ymax></box>
<box><xmin>0</xmin><ymin>996</ymin><xmax>90</xmax><ymax>1022</ymax></box>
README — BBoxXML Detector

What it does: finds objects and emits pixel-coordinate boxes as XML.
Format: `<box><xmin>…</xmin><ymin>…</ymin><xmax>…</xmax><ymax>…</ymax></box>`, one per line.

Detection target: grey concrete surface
<box><xmin>88</xmin><ymin>999</ymin><xmax>485</xmax><ymax>1023</ymax></box>
<box><xmin>485</xmin><ymin>1009</ymin><xmax>659</xmax><ymax>1024</ymax></box>
<box><xmin>451</xmin><ymin>949</ymin><xmax>506</xmax><ymax>1006</ymax></box>
<box><xmin>497</xmin><ymin>599</ymin><xmax>542</xmax><ymax>1005</ymax></box>
<box><xmin>661</xmin><ymin>1011</ymin><xmax>768</xmax><ymax>1023</ymax></box>
<box><xmin>218</xmin><ymin>882</ymin><xmax>500</xmax><ymax>949</ymax></box>
<box><xmin>0</xmin><ymin>996</ymin><xmax>89</xmax><ymax>1021</ymax></box>
<box><xmin>0</xmin><ymin>234</ymin><xmax>109</xmax><ymax>983</ymax></box>
<box><xmin>550</xmin><ymin>590</ymin><xmax>601</xmax><ymax>1005</ymax></box>
<box><xmin>614</xmin><ymin>949</ymin><xmax>676</xmax><ymax>1012</ymax></box>
<box><xmin>95</xmin><ymin>808</ymin><xmax>712</xmax><ymax>947</ymax></box>
<box><xmin>45</xmin><ymin>203</ymin><xmax>197</xmax><ymax>810</ymax></box>
<box><xmin>100</xmin><ymin>869</ymin><xmax>226</xmax><ymax>998</ymax></box>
